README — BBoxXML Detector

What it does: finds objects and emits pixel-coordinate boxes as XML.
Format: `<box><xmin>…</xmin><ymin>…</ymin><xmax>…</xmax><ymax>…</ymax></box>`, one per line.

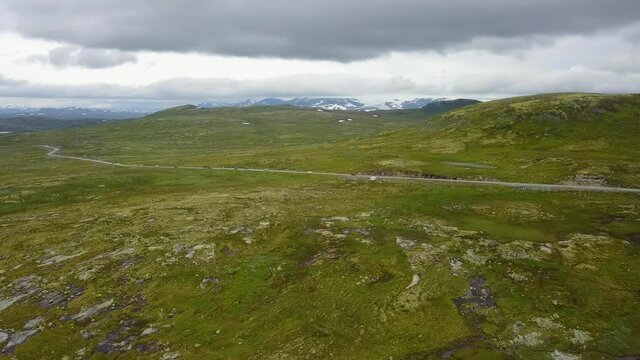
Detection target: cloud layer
<box><xmin>2</xmin><ymin>0</ymin><xmax>639</xmax><ymax>61</ymax></box>
<box><xmin>2</xmin><ymin>67</ymin><xmax>638</xmax><ymax>106</ymax></box>
<box><xmin>45</xmin><ymin>46</ymin><xmax>137</xmax><ymax>68</ymax></box>
<box><xmin>0</xmin><ymin>1</ymin><xmax>638</xmax><ymax>108</ymax></box>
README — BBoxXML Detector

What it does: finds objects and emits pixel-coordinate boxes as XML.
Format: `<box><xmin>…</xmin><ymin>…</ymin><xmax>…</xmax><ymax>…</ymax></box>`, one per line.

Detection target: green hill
<box><xmin>247</xmin><ymin>93</ymin><xmax>640</xmax><ymax>187</ymax></box>
<box><xmin>419</xmin><ymin>98</ymin><xmax>481</xmax><ymax>117</ymax></box>
<box><xmin>14</xmin><ymin>93</ymin><xmax>640</xmax><ymax>187</ymax></box>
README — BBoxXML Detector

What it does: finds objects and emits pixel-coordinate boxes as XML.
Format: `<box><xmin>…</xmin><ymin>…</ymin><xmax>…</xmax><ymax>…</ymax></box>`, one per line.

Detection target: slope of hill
<box><xmin>233</xmin><ymin>93</ymin><xmax>639</xmax><ymax>187</ymax></box>
<box><xmin>420</xmin><ymin>98</ymin><xmax>481</xmax><ymax>117</ymax></box>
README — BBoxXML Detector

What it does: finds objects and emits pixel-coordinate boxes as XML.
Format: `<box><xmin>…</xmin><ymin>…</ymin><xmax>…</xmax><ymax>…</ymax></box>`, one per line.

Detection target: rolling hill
<box><xmin>19</xmin><ymin>93</ymin><xmax>640</xmax><ymax>187</ymax></box>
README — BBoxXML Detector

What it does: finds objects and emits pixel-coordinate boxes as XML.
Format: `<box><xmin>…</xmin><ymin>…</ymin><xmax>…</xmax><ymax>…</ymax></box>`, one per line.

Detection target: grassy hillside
<box><xmin>0</xmin><ymin>94</ymin><xmax>639</xmax><ymax>359</ymax></box>
<box><xmin>7</xmin><ymin>105</ymin><xmax>426</xmax><ymax>165</ymax></box>
<box><xmin>10</xmin><ymin>93</ymin><xmax>640</xmax><ymax>187</ymax></box>
<box><xmin>297</xmin><ymin>93</ymin><xmax>640</xmax><ymax>187</ymax></box>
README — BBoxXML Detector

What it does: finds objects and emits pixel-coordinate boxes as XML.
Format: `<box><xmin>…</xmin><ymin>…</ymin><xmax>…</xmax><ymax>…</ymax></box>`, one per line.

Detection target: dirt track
<box><xmin>43</xmin><ymin>146</ymin><xmax>640</xmax><ymax>194</ymax></box>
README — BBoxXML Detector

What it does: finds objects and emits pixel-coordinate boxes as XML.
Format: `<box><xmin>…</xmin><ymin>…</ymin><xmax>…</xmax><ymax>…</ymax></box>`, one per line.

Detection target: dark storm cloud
<box><xmin>2</xmin><ymin>0</ymin><xmax>639</xmax><ymax>61</ymax></box>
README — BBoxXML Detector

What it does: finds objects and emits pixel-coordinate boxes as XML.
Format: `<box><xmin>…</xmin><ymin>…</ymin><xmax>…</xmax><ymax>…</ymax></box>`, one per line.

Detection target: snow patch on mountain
<box><xmin>197</xmin><ymin>97</ymin><xmax>445</xmax><ymax>110</ymax></box>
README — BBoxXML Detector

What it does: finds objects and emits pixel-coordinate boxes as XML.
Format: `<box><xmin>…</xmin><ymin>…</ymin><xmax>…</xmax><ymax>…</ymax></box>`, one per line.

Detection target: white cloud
<box><xmin>44</xmin><ymin>46</ymin><xmax>137</xmax><ymax>68</ymax></box>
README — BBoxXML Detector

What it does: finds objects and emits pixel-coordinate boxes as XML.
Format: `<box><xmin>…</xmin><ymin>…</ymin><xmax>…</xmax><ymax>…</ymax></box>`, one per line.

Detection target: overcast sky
<box><xmin>1</xmin><ymin>0</ymin><xmax>639</xmax><ymax>109</ymax></box>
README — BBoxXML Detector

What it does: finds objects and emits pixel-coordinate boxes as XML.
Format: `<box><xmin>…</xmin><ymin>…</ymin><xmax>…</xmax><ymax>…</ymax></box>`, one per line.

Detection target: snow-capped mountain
<box><xmin>197</xmin><ymin>97</ymin><xmax>442</xmax><ymax>111</ymax></box>
<box><xmin>0</xmin><ymin>106</ymin><xmax>148</xmax><ymax>120</ymax></box>
<box><xmin>288</xmin><ymin>98</ymin><xmax>364</xmax><ymax>110</ymax></box>
<box><xmin>198</xmin><ymin>97</ymin><xmax>364</xmax><ymax>110</ymax></box>
<box><xmin>377</xmin><ymin>97</ymin><xmax>447</xmax><ymax>110</ymax></box>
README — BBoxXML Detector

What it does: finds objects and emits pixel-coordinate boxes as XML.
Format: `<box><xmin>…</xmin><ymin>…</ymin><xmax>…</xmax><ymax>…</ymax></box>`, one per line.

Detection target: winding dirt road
<box><xmin>42</xmin><ymin>146</ymin><xmax>640</xmax><ymax>193</ymax></box>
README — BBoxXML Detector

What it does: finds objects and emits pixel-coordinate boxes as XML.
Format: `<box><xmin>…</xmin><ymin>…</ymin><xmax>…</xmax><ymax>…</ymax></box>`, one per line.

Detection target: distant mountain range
<box><xmin>0</xmin><ymin>97</ymin><xmax>480</xmax><ymax>127</ymax></box>
<box><xmin>0</xmin><ymin>106</ymin><xmax>148</xmax><ymax>120</ymax></box>
<box><xmin>198</xmin><ymin>97</ymin><xmax>449</xmax><ymax>111</ymax></box>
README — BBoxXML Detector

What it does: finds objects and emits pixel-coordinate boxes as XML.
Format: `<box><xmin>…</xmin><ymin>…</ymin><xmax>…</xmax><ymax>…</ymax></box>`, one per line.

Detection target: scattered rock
<box><xmin>563</xmin><ymin>174</ymin><xmax>605</xmax><ymax>186</ymax></box>
<box><xmin>94</xmin><ymin>317</ymin><xmax>140</xmax><ymax>354</ymax></box>
<box><xmin>353</xmin><ymin>228</ymin><xmax>370</xmax><ymax>236</ymax></box>
<box><xmin>140</xmin><ymin>326</ymin><xmax>158</xmax><ymax>336</ymax></box>
<box><xmin>121</xmin><ymin>257</ymin><xmax>141</xmax><ymax>268</ymax></box>
<box><xmin>551</xmin><ymin>350</ymin><xmax>581</xmax><ymax>360</ymax></box>
<box><xmin>463</xmin><ymin>249</ymin><xmax>487</xmax><ymax>265</ymax></box>
<box><xmin>199</xmin><ymin>276</ymin><xmax>221</xmax><ymax>291</ymax></box>
<box><xmin>498</xmin><ymin>241</ymin><xmax>539</xmax><ymax>261</ymax></box>
<box><xmin>161</xmin><ymin>351</ymin><xmax>181</xmax><ymax>360</ymax></box>
<box><xmin>23</xmin><ymin>316</ymin><xmax>44</xmax><ymax>330</ymax></box>
<box><xmin>405</xmin><ymin>274</ymin><xmax>421</xmax><ymax>289</ymax></box>
<box><xmin>570</xmin><ymin>329</ymin><xmax>592</xmax><ymax>345</ymax></box>
<box><xmin>229</xmin><ymin>226</ymin><xmax>253</xmax><ymax>235</ymax></box>
<box><xmin>2</xmin><ymin>329</ymin><xmax>38</xmax><ymax>353</ymax></box>
<box><xmin>314</xmin><ymin>229</ymin><xmax>346</xmax><ymax>239</ymax></box>
<box><xmin>39</xmin><ymin>291</ymin><xmax>65</xmax><ymax>308</ymax></box>
<box><xmin>243</xmin><ymin>236</ymin><xmax>254</xmax><ymax>244</ymax></box>
<box><xmin>449</xmin><ymin>259</ymin><xmax>463</xmax><ymax>275</ymax></box>
<box><xmin>108</xmin><ymin>247</ymin><xmax>137</xmax><ymax>258</ymax></box>
<box><xmin>539</xmin><ymin>244</ymin><xmax>553</xmax><ymax>254</ymax></box>
<box><xmin>395</xmin><ymin>237</ymin><xmax>417</xmax><ymax>250</ymax></box>
<box><xmin>300</xmin><ymin>248</ymin><xmax>341</xmax><ymax>266</ymax></box>
<box><xmin>68</xmin><ymin>299</ymin><xmax>115</xmax><ymax>322</ymax></box>
<box><xmin>323</xmin><ymin>216</ymin><xmax>349</xmax><ymax>222</ymax></box>
<box><xmin>0</xmin><ymin>275</ymin><xmax>41</xmax><ymax>312</ymax></box>
<box><xmin>513</xmin><ymin>332</ymin><xmax>543</xmax><ymax>347</ymax></box>
<box><xmin>532</xmin><ymin>316</ymin><xmax>563</xmax><ymax>330</ymax></box>
<box><xmin>507</xmin><ymin>271</ymin><xmax>528</xmax><ymax>282</ymax></box>
<box><xmin>0</xmin><ymin>293</ymin><xmax>32</xmax><ymax>312</ymax></box>
<box><xmin>38</xmin><ymin>251</ymin><xmax>86</xmax><ymax>267</ymax></box>
<box><xmin>135</xmin><ymin>342</ymin><xmax>164</xmax><ymax>353</ymax></box>
<box><xmin>1</xmin><ymin>316</ymin><xmax>48</xmax><ymax>353</ymax></box>
<box><xmin>453</xmin><ymin>276</ymin><xmax>496</xmax><ymax>314</ymax></box>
